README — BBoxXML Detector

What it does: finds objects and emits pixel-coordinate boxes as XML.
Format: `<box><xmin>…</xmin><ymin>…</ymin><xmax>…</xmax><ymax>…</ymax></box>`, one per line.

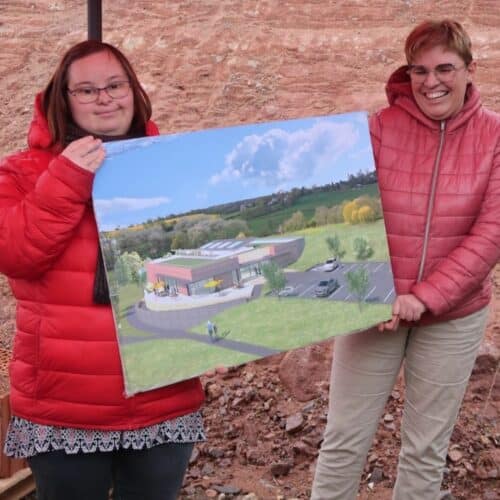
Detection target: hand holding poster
<box><xmin>93</xmin><ymin>112</ymin><xmax>394</xmax><ymax>396</ymax></box>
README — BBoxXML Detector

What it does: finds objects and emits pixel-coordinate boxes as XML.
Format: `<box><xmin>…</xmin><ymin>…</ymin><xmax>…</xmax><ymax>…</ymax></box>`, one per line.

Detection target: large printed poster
<box><xmin>93</xmin><ymin>112</ymin><xmax>394</xmax><ymax>396</ymax></box>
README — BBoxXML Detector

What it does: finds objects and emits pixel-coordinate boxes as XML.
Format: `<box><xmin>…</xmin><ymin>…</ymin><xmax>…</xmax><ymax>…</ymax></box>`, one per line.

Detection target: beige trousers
<box><xmin>311</xmin><ymin>306</ymin><xmax>489</xmax><ymax>500</ymax></box>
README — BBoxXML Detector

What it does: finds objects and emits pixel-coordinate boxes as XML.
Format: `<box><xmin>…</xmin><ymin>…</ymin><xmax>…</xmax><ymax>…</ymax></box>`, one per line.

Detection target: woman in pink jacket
<box><xmin>312</xmin><ymin>20</ymin><xmax>500</xmax><ymax>499</ymax></box>
<box><xmin>0</xmin><ymin>41</ymin><xmax>204</xmax><ymax>499</ymax></box>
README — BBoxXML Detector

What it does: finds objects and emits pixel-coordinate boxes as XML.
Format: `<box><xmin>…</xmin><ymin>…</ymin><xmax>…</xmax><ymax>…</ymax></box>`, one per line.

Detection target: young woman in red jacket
<box><xmin>0</xmin><ymin>41</ymin><xmax>205</xmax><ymax>499</ymax></box>
<box><xmin>312</xmin><ymin>20</ymin><xmax>500</xmax><ymax>499</ymax></box>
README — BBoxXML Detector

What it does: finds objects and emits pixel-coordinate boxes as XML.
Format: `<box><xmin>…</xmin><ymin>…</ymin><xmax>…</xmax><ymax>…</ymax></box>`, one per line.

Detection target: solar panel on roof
<box><xmin>202</xmin><ymin>241</ymin><xmax>218</xmax><ymax>249</ymax></box>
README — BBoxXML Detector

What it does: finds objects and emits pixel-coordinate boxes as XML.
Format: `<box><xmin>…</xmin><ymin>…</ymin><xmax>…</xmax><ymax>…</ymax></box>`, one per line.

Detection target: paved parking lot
<box><xmin>282</xmin><ymin>261</ymin><xmax>395</xmax><ymax>304</ymax></box>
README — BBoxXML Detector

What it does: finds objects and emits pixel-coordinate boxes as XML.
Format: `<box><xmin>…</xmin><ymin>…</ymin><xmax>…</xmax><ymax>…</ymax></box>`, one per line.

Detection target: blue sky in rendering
<box><xmin>93</xmin><ymin>112</ymin><xmax>375</xmax><ymax>231</ymax></box>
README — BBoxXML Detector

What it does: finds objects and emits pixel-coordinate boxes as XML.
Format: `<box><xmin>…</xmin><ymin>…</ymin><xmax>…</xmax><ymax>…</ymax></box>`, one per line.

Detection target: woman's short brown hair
<box><xmin>405</xmin><ymin>19</ymin><xmax>473</xmax><ymax>66</ymax></box>
<box><xmin>43</xmin><ymin>40</ymin><xmax>152</xmax><ymax>146</ymax></box>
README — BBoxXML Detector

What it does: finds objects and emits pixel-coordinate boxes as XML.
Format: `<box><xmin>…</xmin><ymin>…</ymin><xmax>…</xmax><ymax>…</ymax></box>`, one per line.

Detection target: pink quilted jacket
<box><xmin>370</xmin><ymin>66</ymin><xmax>500</xmax><ymax>323</ymax></box>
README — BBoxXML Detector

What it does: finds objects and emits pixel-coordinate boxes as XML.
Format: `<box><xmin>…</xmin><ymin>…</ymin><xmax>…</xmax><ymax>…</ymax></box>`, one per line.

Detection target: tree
<box><xmin>314</xmin><ymin>206</ymin><xmax>329</xmax><ymax>226</ymax></box>
<box><xmin>261</xmin><ymin>261</ymin><xmax>287</xmax><ymax>297</ymax></box>
<box><xmin>283</xmin><ymin>211</ymin><xmax>306</xmax><ymax>232</ymax></box>
<box><xmin>113</xmin><ymin>251</ymin><xmax>144</xmax><ymax>288</ymax></box>
<box><xmin>114</xmin><ymin>255</ymin><xmax>132</xmax><ymax>285</ymax></box>
<box><xmin>326</xmin><ymin>234</ymin><xmax>346</xmax><ymax>261</ymax></box>
<box><xmin>171</xmin><ymin>231</ymin><xmax>189</xmax><ymax>250</ymax></box>
<box><xmin>346</xmin><ymin>267</ymin><xmax>370</xmax><ymax>310</ymax></box>
<box><xmin>327</xmin><ymin>205</ymin><xmax>344</xmax><ymax>224</ymax></box>
<box><xmin>353</xmin><ymin>237</ymin><xmax>374</xmax><ymax>260</ymax></box>
<box><xmin>354</xmin><ymin>195</ymin><xmax>382</xmax><ymax>220</ymax></box>
<box><xmin>136</xmin><ymin>268</ymin><xmax>147</xmax><ymax>289</ymax></box>
<box><xmin>120</xmin><ymin>252</ymin><xmax>143</xmax><ymax>287</ymax></box>
<box><xmin>357</xmin><ymin>205</ymin><xmax>375</xmax><ymax>223</ymax></box>
<box><xmin>342</xmin><ymin>200</ymin><xmax>359</xmax><ymax>224</ymax></box>
<box><xmin>100</xmin><ymin>236</ymin><xmax>117</xmax><ymax>271</ymax></box>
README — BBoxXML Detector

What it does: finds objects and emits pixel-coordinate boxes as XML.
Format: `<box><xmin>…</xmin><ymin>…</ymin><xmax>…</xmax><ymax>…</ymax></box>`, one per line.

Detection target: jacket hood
<box><xmin>27</xmin><ymin>92</ymin><xmax>160</xmax><ymax>151</ymax></box>
<box><xmin>385</xmin><ymin>65</ymin><xmax>482</xmax><ymax>131</ymax></box>
<box><xmin>27</xmin><ymin>93</ymin><xmax>54</xmax><ymax>150</ymax></box>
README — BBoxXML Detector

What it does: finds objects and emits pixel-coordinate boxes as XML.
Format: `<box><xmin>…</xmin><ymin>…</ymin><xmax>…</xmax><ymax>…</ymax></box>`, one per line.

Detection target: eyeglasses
<box><xmin>406</xmin><ymin>63</ymin><xmax>466</xmax><ymax>83</ymax></box>
<box><xmin>67</xmin><ymin>81</ymin><xmax>131</xmax><ymax>104</ymax></box>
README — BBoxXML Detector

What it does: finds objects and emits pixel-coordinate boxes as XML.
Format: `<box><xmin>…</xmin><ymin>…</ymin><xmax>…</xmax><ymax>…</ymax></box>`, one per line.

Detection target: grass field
<box><xmin>290</xmin><ymin>219</ymin><xmax>389</xmax><ymax>271</ymax></box>
<box><xmin>121</xmin><ymin>295</ymin><xmax>390</xmax><ymax>393</ymax></box>
<box><xmin>242</xmin><ymin>184</ymin><xmax>380</xmax><ymax>235</ymax></box>
<box><xmin>190</xmin><ymin>296</ymin><xmax>390</xmax><ymax>350</ymax></box>
<box><xmin>121</xmin><ymin>339</ymin><xmax>257</xmax><ymax>394</ymax></box>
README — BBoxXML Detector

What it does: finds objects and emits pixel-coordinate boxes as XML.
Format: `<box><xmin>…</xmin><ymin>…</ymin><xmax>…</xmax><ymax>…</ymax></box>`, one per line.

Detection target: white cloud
<box><xmin>209</xmin><ymin>120</ymin><xmax>359</xmax><ymax>190</ymax></box>
<box><xmin>94</xmin><ymin>196</ymin><xmax>171</xmax><ymax>215</ymax></box>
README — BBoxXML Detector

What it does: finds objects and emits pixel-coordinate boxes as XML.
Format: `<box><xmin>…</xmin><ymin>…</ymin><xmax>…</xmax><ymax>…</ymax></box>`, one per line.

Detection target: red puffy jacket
<box><xmin>370</xmin><ymin>67</ymin><xmax>500</xmax><ymax>323</ymax></box>
<box><xmin>0</xmin><ymin>94</ymin><xmax>204</xmax><ymax>429</ymax></box>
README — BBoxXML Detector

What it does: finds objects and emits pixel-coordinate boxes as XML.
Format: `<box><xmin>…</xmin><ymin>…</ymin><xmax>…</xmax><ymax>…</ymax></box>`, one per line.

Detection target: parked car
<box><xmin>315</xmin><ymin>278</ymin><xmax>339</xmax><ymax>297</ymax></box>
<box><xmin>278</xmin><ymin>285</ymin><xmax>297</xmax><ymax>297</ymax></box>
<box><xmin>324</xmin><ymin>258</ymin><xmax>339</xmax><ymax>272</ymax></box>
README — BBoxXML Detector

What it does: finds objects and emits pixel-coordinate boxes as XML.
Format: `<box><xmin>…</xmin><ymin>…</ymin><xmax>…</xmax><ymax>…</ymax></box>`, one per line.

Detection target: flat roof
<box><xmin>250</xmin><ymin>237</ymin><xmax>301</xmax><ymax>244</ymax></box>
<box><xmin>156</xmin><ymin>257</ymin><xmax>212</xmax><ymax>268</ymax></box>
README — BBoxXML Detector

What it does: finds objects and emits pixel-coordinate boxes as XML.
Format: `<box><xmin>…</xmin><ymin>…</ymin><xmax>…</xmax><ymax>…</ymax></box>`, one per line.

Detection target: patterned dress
<box><xmin>4</xmin><ymin>412</ymin><xmax>205</xmax><ymax>458</ymax></box>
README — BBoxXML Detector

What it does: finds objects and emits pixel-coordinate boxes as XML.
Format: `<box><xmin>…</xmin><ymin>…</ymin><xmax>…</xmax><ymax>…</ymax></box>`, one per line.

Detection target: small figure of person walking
<box><xmin>207</xmin><ymin>320</ymin><xmax>215</xmax><ymax>342</ymax></box>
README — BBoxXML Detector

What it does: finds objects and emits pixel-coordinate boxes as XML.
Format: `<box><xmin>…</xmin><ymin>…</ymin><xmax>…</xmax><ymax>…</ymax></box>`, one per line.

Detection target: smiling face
<box><xmin>67</xmin><ymin>51</ymin><xmax>134</xmax><ymax>136</ymax></box>
<box><xmin>409</xmin><ymin>45</ymin><xmax>475</xmax><ymax>121</ymax></box>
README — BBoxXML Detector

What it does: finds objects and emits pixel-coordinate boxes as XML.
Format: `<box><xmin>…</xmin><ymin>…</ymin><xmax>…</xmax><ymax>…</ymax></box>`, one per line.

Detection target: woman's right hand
<box><xmin>61</xmin><ymin>136</ymin><xmax>105</xmax><ymax>173</ymax></box>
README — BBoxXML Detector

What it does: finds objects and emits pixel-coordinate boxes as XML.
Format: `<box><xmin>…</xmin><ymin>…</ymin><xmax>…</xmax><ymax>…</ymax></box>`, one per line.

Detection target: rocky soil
<box><xmin>0</xmin><ymin>1</ymin><xmax>499</xmax><ymax>498</ymax></box>
<box><xmin>189</xmin><ymin>316</ymin><xmax>499</xmax><ymax>499</ymax></box>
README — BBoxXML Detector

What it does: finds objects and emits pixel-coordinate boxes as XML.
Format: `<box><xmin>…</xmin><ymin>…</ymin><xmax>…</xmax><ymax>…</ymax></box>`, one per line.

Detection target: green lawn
<box><xmin>121</xmin><ymin>339</ymin><xmax>257</xmax><ymax>394</ymax></box>
<box><xmin>290</xmin><ymin>219</ymin><xmax>389</xmax><ymax>271</ymax></box>
<box><xmin>191</xmin><ymin>296</ymin><xmax>390</xmax><ymax>350</ymax></box>
<box><xmin>120</xmin><ymin>296</ymin><xmax>391</xmax><ymax>394</ymax></box>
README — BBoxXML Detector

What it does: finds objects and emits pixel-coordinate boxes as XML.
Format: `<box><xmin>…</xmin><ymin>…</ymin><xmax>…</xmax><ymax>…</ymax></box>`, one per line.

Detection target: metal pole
<box><xmin>87</xmin><ymin>0</ymin><xmax>102</xmax><ymax>41</ymax></box>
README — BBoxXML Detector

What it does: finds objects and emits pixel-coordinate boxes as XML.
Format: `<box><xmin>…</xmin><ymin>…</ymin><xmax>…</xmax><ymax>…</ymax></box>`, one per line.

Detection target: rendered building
<box><xmin>146</xmin><ymin>236</ymin><xmax>305</xmax><ymax>296</ymax></box>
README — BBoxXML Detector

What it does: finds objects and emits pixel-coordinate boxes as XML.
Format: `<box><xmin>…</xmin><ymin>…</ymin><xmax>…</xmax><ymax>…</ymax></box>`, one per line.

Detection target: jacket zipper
<box><xmin>416</xmin><ymin>120</ymin><xmax>446</xmax><ymax>283</ymax></box>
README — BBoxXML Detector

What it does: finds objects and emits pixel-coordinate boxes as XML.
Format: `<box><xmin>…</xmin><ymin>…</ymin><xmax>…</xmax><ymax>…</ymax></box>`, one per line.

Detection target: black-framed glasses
<box><xmin>67</xmin><ymin>80</ymin><xmax>131</xmax><ymax>104</ymax></box>
<box><xmin>407</xmin><ymin>63</ymin><xmax>466</xmax><ymax>83</ymax></box>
